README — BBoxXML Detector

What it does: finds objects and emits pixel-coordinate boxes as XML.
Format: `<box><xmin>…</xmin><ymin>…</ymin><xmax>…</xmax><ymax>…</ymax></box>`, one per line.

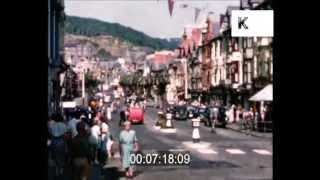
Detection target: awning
<box><xmin>249</xmin><ymin>84</ymin><xmax>273</xmax><ymax>102</ymax></box>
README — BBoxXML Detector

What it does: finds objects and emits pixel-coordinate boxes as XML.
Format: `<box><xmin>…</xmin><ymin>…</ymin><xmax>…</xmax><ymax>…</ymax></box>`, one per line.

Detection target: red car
<box><xmin>128</xmin><ymin>107</ymin><xmax>144</xmax><ymax>124</ymax></box>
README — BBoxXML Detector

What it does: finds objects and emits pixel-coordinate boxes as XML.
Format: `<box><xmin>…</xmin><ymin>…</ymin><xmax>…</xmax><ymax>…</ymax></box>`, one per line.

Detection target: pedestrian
<box><xmin>98</xmin><ymin>121</ymin><xmax>110</xmax><ymax>166</ymax></box>
<box><xmin>48</xmin><ymin>113</ymin><xmax>67</xmax><ymax>177</ymax></box>
<box><xmin>67</xmin><ymin>112</ymin><xmax>81</xmax><ymax>139</ymax></box>
<box><xmin>119</xmin><ymin>121</ymin><xmax>139</xmax><ymax>178</ymax></box>
<box><xmin>70</xmin><ymin>122</ymin><xmax>91</xmax><ymax>180</ymax></box>
<box><xmin>89</xmin><ymin>117</ymin><xmax>101</xmax><ymax>164</ymax></box>
<box><xmin>119</xmin><ymin>105</ymin><xmax>128</xmax><ymax>127</ymax></box>
<box><xmin>107</xmin><ymin>104</ymin><xmax>112</xmax><ymax>121</ymax></box>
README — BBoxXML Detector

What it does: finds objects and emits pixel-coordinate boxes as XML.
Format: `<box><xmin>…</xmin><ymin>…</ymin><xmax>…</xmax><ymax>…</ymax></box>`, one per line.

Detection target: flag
<box><xmin>194</xmin><ymin>8</ymin><xmax>201</xmax><ymax>23</ymax></box>
<box><xmin>168</xmin><ymin>0</ymin><xmax>175</xmax><ymax>17</ymax></box>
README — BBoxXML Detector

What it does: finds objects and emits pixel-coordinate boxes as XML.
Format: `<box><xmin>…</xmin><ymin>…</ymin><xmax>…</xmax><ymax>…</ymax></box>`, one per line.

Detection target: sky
<box><xmin>65</xmin><ymin>0</ymin><xmax>240</xmax><ymax>38</ymax></box>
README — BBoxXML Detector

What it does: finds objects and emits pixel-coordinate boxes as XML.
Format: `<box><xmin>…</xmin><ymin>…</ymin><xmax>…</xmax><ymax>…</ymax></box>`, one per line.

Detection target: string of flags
<box><xmin>180</xmin><ymin>3</ymin><xmax>214</xmax><ymax>23</ymax></box>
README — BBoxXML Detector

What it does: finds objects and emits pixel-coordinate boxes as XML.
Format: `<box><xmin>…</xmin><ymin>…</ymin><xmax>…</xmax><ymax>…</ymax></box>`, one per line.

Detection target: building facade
<box><xmin>48</xmin><ymin>0</ymin><xmax>67</xmax><ymax>115</ymax></box>
<box><xmin>198</xmin><ymin>0</ymin><xmax>272</xmax><ymax>108</ymax></box>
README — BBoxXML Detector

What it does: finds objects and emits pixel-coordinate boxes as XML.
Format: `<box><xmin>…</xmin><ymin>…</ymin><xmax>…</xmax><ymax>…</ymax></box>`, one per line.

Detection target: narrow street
<box><xmin>48</xmin><ymin>106</ymin><xmax>272</xmax><ymax>180</ymax></box>
<box><xmin>105</xmin><ymin>106</ymin><xmax>271</xmax><ymax>180</ymax></box>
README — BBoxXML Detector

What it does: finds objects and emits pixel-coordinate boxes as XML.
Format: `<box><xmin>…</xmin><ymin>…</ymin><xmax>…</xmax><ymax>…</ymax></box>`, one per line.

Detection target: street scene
<box><xmin>48</xmin><ymin>0</ymin><xmax>272</xmax><ymax>179</ymax></box>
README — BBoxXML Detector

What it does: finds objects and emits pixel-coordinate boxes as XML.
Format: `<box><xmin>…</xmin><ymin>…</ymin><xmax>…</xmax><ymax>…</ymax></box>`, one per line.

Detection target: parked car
<box><xmin>128</xmin><ymin>106</ymin><xmax>144</xmax><ymax>124</ymax></box>
<box><xmin>173</xmin><ymin>105</ymin><xmax>189</xmax><ymax>121</ymax></box>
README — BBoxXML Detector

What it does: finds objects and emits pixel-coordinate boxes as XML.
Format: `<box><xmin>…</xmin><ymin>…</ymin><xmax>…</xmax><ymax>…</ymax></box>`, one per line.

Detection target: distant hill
<box><xmin>65</xmin><ymin>15</ymin><xmax>180</xmax><ymax>50</ymax></box>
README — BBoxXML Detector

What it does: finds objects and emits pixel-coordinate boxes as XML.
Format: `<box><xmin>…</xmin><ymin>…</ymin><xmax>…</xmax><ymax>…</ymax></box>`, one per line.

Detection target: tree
<box><xmin>65</xmin><ymin>15</ymin><xmax>179</xmax><ymax>50</ymax></box>
<box><xmin>85</xmin><ymin>72</ymin><xmax>100</xmax><ymax>94</ymax></box>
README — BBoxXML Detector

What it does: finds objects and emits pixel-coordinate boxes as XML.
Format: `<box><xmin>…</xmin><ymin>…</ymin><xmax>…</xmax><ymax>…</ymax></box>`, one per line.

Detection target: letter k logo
<box><xmin>238</xmin><ymin>17</ymin><xmax>248</xmax><ymax>29</ymax></box>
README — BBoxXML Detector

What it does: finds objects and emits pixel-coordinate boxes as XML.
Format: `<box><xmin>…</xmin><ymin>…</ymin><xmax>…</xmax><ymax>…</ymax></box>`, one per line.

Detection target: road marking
<box><xmin>182</xmin><ymin>141</ymin><xmax>211</xmax><ymax>149</ymax></box>
<box><xmin>159</xmin><ymin>128</ymin><xmax>177</xmax><ymax>133</ymax></box>
<box><xmin>152</xmin><ymin>125</ymin><xmax>161</xmax><ymax>130</ymax></box>
<box><xmin>197</xmin><ymin>148</ymin><xmax>218</xmax><ymax>154</ymax></box>
<box><xmin>225</xmin><ymin>149</ymin><xmax>246</xmax><ymax>155</ymax></box>
<box><xmin>252</xmin><ymin>149</ymin><xmax>272</xmax><ymax>155</ymax></box>
<box><xmin>169</xmin><ymin>149</ymin><xmax>186</xmax><ymax>152</ymax></box>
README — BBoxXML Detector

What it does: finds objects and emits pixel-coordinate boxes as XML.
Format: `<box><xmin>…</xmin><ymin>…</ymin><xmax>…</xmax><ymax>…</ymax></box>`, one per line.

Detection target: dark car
<box><xmin>173</xmin><ymin>105</ymin><xmax>189</xmax><ymax>121</ymax></box>
<box><xmin>187</xmin><ymin>105</ymin><xmax>199</xmax><ymax>119</ymax></box>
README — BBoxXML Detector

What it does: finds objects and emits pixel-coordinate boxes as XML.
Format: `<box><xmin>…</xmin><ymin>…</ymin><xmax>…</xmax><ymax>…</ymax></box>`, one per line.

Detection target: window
<box><xmin>232</xmin><ymin>38</ymin><xmax>239</xmax><ymax>51</ymax></box>
<box><xmin>243</xmin><ymin>38</ymin><xmax>247</xmax><ymax>48</ymax></box>
<box><xmin>228</xmin><ymin>40</ymin><xmax>232</xmax><ymax>53</ymax></box>
<box><xmin>247</xmin><ymin>38</ymin><xmax>252</xmax><ymax>48</ymax></box>
<box><xmin>253</xmin><ymin>56</ymin><xmax>257</xmax><ymax>78</ymax></box>
<box><xmin>231</xmin><ymin>62</ymin><xmax>239</xmax><ymax>83</ymax></box>
<box><xmin>243</xmin><ymin>62</ymin><xmax>248</xmax><ymax>83</ymax></box>
<box><xmin>226</xmin><ymin>64</ymin><xmax>231</xmax><ymax>79</ymax></box>
<box><xmin>248</xmin><ymin>61</ymin><xmax>252</xmax><ymax>83</ymax></box>
<box><xmin>258</xmin><ymin>60</ymin><xmax>268</xmax><ymax>77</ymax></box>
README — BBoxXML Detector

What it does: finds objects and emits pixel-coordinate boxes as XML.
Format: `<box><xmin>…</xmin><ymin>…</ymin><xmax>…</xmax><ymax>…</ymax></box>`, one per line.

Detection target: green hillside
<box><xmin>65</xmin><ymin>15</ymin><xmax>180</xmax><ymax>50</ymax></box>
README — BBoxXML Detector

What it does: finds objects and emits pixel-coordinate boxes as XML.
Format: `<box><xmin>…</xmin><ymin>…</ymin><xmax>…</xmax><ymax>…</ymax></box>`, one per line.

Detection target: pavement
<box><xmin>226</xmin><ymin>123</ymin><xmax>273</xmax><ymax>139</ymax></box>
<box><xmin>48</xmin><ymin>104</ymin><xmax>273</xmax><ymax>180</ymax></box>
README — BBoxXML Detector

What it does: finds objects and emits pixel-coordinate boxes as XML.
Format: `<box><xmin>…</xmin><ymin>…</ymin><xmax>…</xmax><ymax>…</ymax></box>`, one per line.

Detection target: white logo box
<box><xmin>231</xmin><ymin>10</ymin><xmax>274</xmax><ymax>37</ymax></box>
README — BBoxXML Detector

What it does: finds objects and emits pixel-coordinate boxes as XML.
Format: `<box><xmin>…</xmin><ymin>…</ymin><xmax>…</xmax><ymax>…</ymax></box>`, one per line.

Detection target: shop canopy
<box><xmin>249</xmin><ymin>84</ymin><xmax>273</xmax><ymax>102</ymax></box>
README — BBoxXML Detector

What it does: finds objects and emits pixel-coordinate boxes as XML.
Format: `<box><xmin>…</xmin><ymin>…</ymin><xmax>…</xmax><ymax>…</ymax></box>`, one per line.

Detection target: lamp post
<box><xmin>192</xmin><ymin>117</ymin><xmax>201</xmax><ymax>143</ymax></box>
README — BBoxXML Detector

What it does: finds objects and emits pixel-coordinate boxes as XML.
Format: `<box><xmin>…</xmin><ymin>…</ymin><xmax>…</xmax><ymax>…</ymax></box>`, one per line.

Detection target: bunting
<box><xmin>168</xmin><ymin>0</ymin><xmax>175</xmax><ymax>17</ymax></box>
<box><xmin>194</xmin><ymin>8</ymin><xmax>201</xmax><ymax>23</ymax></box>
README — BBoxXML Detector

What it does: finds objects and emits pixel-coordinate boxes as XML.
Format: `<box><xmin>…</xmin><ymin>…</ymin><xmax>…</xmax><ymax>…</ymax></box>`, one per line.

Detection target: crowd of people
<box><xmin>47</xmin><ymin>106</ymin><xmax>140</xmax><ymax>179</ymax></box>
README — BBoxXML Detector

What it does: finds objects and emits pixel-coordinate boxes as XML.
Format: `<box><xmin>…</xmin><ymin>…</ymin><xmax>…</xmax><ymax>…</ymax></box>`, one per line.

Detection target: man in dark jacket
<box><xmin>70</xmin><ymin>122</ymin><xmax>91</xmax><ymax>180</ymax></box>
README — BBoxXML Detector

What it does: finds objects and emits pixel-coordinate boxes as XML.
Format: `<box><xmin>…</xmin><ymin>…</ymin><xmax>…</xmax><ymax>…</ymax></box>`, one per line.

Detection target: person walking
<box><xmin>89</xmin><ymin>117</ymin><xmax>101</xmax><ymax>165</ymax></box>
<box><xmin>70</xmin><ymin>122</ymin><xmax>91</xmax><ymax>180</ymax></box>
<box><xmin>119</xmin><ymin>121</ymin><xmax>139</xmax><ymax>178</ymax></box>
<box><xmin>98</xmin><ymin>121</ymin><xmax>110</xmax><ymax>166</ymax></box>
<box><xmin>107</xmin><ymin>104</ymin><xmax>112</xmax><ymax>122</ymax></box>
<box><xmin>119</xmin><ymin>105</ymin><xmax>128</xmax><ymax>127</ymax></box>
<box><xmin>48</xmin><ymin>114</ymin><xmax>68</xmax><ymax>177</ymax></box>
<box><xmin>67</xmin><ymin>112</ymin><xmax>81</xmax><ymax>139</ymax></box>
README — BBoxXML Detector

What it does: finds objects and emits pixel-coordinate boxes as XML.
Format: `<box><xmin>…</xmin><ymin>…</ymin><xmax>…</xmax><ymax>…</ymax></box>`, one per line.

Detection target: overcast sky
<box><xmin>65</xmin><ymin>0</ymin><xmax>239</xmax><ymax>38</ymax></box>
